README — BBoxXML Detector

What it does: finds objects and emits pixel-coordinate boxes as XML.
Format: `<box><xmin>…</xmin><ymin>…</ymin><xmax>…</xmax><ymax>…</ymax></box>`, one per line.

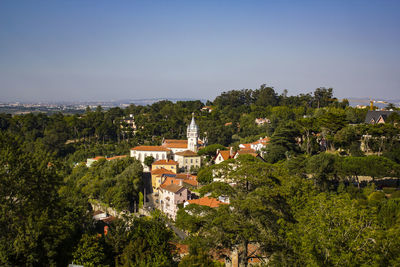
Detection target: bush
<box><xmin>368</xmin><ymin>191</ymin><xmax>385</xmax><ymax>202</ymax></box>
<box><xmin>383</xmin><ymin>187</ymin><xmax>397</xmax><ymax>194</ymax></box>
<box><xmin>390</xmin><ymin>190</ymin><xmax>400</xmax><ymax>199</ymax></box>
<box><xmin>197</xmin><ymin>166</ymin><xmax>213</xmax><ymax>185</ymax></box>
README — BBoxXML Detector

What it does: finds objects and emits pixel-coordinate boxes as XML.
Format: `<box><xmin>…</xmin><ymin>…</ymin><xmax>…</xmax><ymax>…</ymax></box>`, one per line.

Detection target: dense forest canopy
<box><xmin>1</xmin><ymin>85</ymin><xmax>400</xmax><ymax>266</ymax></box>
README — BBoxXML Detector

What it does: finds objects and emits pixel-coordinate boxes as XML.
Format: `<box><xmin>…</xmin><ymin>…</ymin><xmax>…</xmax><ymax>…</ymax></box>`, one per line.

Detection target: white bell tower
<box><xmin>187</xmin><ymin>113</ymin><xmax>199</xmax><ymax>152</ymax></box>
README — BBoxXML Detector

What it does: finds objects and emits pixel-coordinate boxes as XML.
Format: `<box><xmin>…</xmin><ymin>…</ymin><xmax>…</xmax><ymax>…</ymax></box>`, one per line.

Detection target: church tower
<box><xmin>187</xmin><ymin>113</ymin><xmax>199</xmax><ymax>152</ymax></box>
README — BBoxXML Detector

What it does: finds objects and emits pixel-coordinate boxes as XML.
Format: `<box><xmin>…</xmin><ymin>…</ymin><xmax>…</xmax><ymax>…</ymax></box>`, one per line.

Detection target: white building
<box><xmin>130</xmin><ymin>114</ymin><xmax>203</xmax><ymax>172</ymax></box>
<box><xmin>130</xmin><ymin>146</ymin><xmax>171</xmax><ymax>171</ymax></box>
<box><xmin>187</xmin><ymin>113</ymin><xmax>200</xmax><ymax>152</ymax></box>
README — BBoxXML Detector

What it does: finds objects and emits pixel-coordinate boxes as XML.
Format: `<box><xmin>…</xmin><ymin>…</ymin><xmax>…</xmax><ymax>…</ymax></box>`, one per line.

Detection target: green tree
<box><xmin>286</xmin><ymin>192</ymin><xmax>380</xmax><ymax>266</ymax></box>
<box><xmin>72</xmin><ymin>234</ymin><xmax>109</xmax><ymax>267</ymax></box>
<box><xmin>0</xmin><ymin>132</ymin><xmax>85</xmax><ymax>266</ymax></box>
<box><xmin>144</xmin><ymin>155</ymin><xmax>155</xmax><ymax>168</ymax></box>
<box><xmin>306</xmin><ymin>153</ymin><xmax>339</xmax><ymax>190</ymax></box>
<box><xmin>107</xmin><ymin>216</ymin><xmax>176</xmax><ymax>266</ymax></box>
<box><xmin>177</xmin><ymin>156</ymin><xmax>291</xmax><ymax>266</ymax></box>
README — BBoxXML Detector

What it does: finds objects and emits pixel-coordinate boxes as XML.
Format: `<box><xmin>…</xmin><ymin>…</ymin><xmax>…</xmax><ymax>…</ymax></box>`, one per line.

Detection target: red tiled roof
<box><xmin>151</xmin><ymin>168</ymin><xmax>176</xmax><ymax>175</ymax></box>
<box><xmin>237</xmin><ymin>150</ymin><xmax>258</xmax><ymax>157</ymax></box>
<box><xmin>131</xmin><ymin>146</ymin><xmax>171</xmax><ymax>152</ymax></box>
<box><xmin>106</xmin><ymin>155</ymin><xmax>127</xmax><ymax>161</ymax></box>
<box><xmin>175</xmin><ymin>150</ymin><xmax>199</xmax><ymax>157</ymax></box>
<box><xmin>164</xmin><ymin>139</ymin><xmax>187</xmax><ymax>144</ymax></box>
<box><xmin>240</xmin><ymin>144</ymin><xmax>252</xmax><ymax>150</ymax></box>
<box><xmin>171</xmin><ymin>243</ymin><xmax>189</xmax><ymax>255</ymax></box>
<box><xmin>183</xmin><ymin>179</ymin><xmax>198</xmax><ymax>187</ymax></box>
<box><xmin>187</xmin><ymin>196</ymin><xmax>226</xmax><ymax>208</ymax></box>
<box><xmin>218</xmin><ymin>150</ymin><xmax>232</xmax><ymax>161</ymax></box>
<box><xmin>251</xmin><ymin>137</ymin><xmax>270</xmax><ymax>145</ymax></box>
<box><xmin>161</xmin><ymin>175</ymin><xmax>198</xmax><ymax>187</ymax></box>
<box><xmin>164</xmin><ymin>143</ymin><xmax>188</xmax><ymax>148</ymax></box>
<box><xmin>152</xmin><ymin>159</ymin><xmax>178</xmax><ymax>165</ymax></box>
<box><xmin>160</xmin><ymin>183</ymin><xmax>184</xmax><ymax>193</ymax></box>
<box><xmin>91</xmin><ymin>156</ymin><xmax>105</xmax><ymax>160</ymax></box>
<box><xmin>162</xmin><ymin>140</ymin><xmax>188</xmax><ymax>148</ymax></box>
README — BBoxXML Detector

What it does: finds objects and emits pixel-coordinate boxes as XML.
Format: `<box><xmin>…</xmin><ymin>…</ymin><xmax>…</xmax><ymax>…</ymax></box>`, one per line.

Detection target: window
<box><xmin>191</xmin><ymin>159</ymin><xmax>193</xmax><ymax>163</ymax></box>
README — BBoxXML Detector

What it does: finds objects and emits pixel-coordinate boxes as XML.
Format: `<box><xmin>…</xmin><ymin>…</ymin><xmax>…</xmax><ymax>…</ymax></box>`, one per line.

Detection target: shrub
<box><xmin>368</xmin><ymin>191</ymin><xmax>385</xmax><ymax>202</ymax></box>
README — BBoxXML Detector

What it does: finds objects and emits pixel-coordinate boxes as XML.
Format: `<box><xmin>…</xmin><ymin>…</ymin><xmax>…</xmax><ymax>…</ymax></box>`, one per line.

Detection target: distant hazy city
<box><xmin>1</xmin><ymin>97</ymin><xmax>399</xmax><ymax>115</ymax></box>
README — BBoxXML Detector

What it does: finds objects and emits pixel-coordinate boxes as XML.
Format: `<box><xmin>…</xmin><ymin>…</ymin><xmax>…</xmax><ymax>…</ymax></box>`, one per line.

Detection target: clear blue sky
<box><xmin>1</xmin><ymin>0</ymin><xmax>399</xmax><ymax>102</ymax></box>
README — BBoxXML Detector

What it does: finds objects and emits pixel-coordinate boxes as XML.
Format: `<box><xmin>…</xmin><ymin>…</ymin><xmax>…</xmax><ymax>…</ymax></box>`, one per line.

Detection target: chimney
<box><xmin>230</xmin><ymin>147</ymin><xmax>234</xmax><ymax>156</ymax></box>
<box><xmin>216</xmin><ymin>149</ymin><xmax>220</xmax><ymax>155</ymax></box>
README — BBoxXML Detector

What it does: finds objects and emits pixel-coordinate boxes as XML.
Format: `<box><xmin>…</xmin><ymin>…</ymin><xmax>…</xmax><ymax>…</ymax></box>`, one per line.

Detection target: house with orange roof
<box><xmin>184</xmin><ymin>196</ymin><xmax>226</xmax><ymax>208</ymax></box>
<box><xmin>152</xmin><ymin>159</ymin><xmax>179</xmax><ymax>173</ymax></box>
<box><xmin>239</xmin><ymin>137</ymin><xmax>270</xmax><ymax>154</ymax></box>
<box><xmin>214</xmin><ymin>148</ymin><xmax>236</xmax><ymax>164</ymax></box>
<box><xmin>159</xmin><ymin>183</ymin><xmax>190</xmax><ymax>220</ymax></box>
<box><xmin>160</xmin><ymin>173</ymin><xmax>199</xmax><ymax>189</ymax></box>
<box><xmin>151</xmin><ymin>168</ymin><xmax>176</xmax><ymax>189</ymax></box>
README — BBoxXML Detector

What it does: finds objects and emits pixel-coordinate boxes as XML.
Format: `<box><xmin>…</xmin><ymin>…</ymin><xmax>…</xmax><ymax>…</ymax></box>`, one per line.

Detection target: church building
<box><xmin>130</xmin><ymin>113</ymin><xmax>204</xmax><ymax>171</ymax></box>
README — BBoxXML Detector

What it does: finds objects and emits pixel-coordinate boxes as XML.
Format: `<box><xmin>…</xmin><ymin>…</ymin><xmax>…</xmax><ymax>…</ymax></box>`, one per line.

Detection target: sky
<box><xmin>0</xmin><ymin>0</ymin><xmax>399</xmax><ymax>102</ymax></box>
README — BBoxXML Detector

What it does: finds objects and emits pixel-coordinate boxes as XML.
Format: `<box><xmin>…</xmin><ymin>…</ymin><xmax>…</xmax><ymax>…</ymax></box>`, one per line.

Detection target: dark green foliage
<box><xmin>197</xmin><ymin>144</ymin><xmax>226</xmax><ymax>157</ymax></box>
<box><xmin>197</xmin><ymin>166</ymin><xmax>213</xmax><ymax>184</ymax></box>
<box><xmin>72</xmin><ymin>234</ymin><xmax>109</xmax><ymax>267</ymax></box>
<box><xmin>144</xmin><ymin>155</ymin><xmax>155</xmax><ymax>167</ymax></box>
<box><xmin>0</xmin><ymin>132</ymin><xmax>88</xmax><ymax>266</ymax></box>
<box><xmin>107</xmin><ymin>216</ymin><xmax>176</xmax><ymax>266</ymax></box>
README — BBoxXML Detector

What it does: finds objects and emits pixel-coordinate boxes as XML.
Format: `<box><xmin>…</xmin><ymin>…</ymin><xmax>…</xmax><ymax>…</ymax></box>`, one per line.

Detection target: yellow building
<box><xmin>152</xmin><ymin>159</ymin><xmax>179</xmax><ymax>174</ymax></box>
<box><xmin>151</xmin><ymin>168</ymin><xmax>176</xmax><ymax>189</ymax></box>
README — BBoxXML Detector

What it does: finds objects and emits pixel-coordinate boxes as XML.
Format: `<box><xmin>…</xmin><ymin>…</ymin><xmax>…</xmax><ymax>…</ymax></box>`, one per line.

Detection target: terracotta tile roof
<box><xmin>162</xmin><ymin>177</ymin><xmax>182</xmax><ymax>186</ymax></box>
<box><xmin>237</xmin><ymin>150</ymin><xmax>258</xmax><ymax>157</ymax></box>
<box><xmin>131</xmin><ymin>146</ymin><xmax>171</xmax><ymax>152</ymax></box>
<box><xmin>224</xmin><ymin>122</ymin><xmax>232</xmax><ymax>126</ymax></box>
<box><xmin>239</xmin><ymin>144</ymin><xmax>252</xmax><ymax>150</ymax></box>
<box><xmin>218</xmin><ymin>150</ymin><xmax>232</xmax><ymax>161</ymax></box>
<box><xmin>160</xmin><ymin>183</ymin><xmax>184</xmax><ymax>193</ymax></box>
<box><xmin>101</xmin><ymin>216</ymin><xmax>116</xmax><ymax>223</ymax></box>
<box><xmin>175</xmin><ymin>173</ymin><xmax>195</xmax><ymax>179</ymax></box>
<box><xmin>171</xmin><ymin>242</ymin><xmax>189</xmax><ymax>255</ymax></box>
<box><xmin>91</xmin><ymin>156</ymin><xmax>105</xmax><ymax>160</ymax></box>
<box><xmin>251</xmin><ymin>137</ymin><xmax>270</xmax><ymax>145</ymax></box>
<box><xmin>187</xmin><ymin>196</ymin><xmax>226</xmax><ymax>208</ymax></box>
<box><xmin>183</xmin><ymin>179</ymin><xmax>198</xmax><ymax>187</ymax></box>
<box><xmin>164</xmin><ymin>139</ymin><xmax>187</xmax><ymax>144</ymax></box>
<box><xmin>151</xmin><ymin>168</ymin><xmax>176</xmax><ymax>175</ymax></box>
<box><xmin>163</xmin><ymin>143</ymin><xmax>188</xmax><ymax>148</ymax></box>
<box><xmin>106</xmin><ymin>155</ymin><xmax>127</xmax><ymax>161</ymax></box>
<box><xmin>152</xmin><ymin>159</ymin><xmax>178</xmax><ymax>165</ymax></box>
<box><xmin>175</xmin><ymin>150</ymin><xmax>199</xmax><ymax>157</ymax></box>
<box><xmin>161</xmin><ymin>175</ymin><xmax>198</xmax><ymax>187</ymax></box>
